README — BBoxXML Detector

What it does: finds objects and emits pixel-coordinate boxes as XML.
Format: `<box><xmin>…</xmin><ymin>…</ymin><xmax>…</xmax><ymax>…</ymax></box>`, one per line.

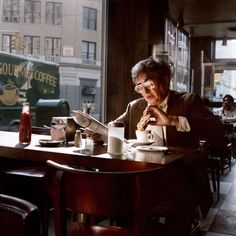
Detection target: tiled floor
<box><xmin>200</xmin><ymin>159</ymin><xmax>236</xmax><ymax>236</ymax></box>
<box><xmin>48</xmin><ymin>160</ymin><xmax>236</xmax><ymax>236</ymax></box>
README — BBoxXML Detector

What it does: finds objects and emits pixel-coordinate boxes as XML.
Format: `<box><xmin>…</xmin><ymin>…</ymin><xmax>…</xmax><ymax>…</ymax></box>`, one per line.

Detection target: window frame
<box><xmin>45</xmin><ymin>37</ymin><xmax>61</xmax><ymax>57</ymax></box>
<box><xmin>83</xmin><ymin>6</ymin><xmax>97</xmax><ymax>31</ymax></box>
<box><xmin>24</xmin><ymin>0</ymin><xmax>41</xmax><ymax>24</ymax></box>
<box><xmin>3</xmin><ymin>0</ymin><xmax>20</xmax><ymax>23</ymax></box>
<box><xmin>23</xmin><ymin>35</ymin><xmax>40</xmax><ymax>56</ymax></box>
<box><xmin>81</xmin><ymin>41</ymin><xmax>96</xmax><ymax>61</ymax></box>
<box><xmin>45</xmin><ymin>1</ymin><xmax>62</xmax><ymax>25</ymax></box>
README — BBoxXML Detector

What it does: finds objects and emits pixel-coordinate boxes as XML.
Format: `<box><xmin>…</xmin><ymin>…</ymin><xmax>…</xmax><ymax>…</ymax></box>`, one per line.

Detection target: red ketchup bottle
<box><xmin>19</xmin><ymin>102</ymin><xmax>32</xmax><ymax>144</ymax></box>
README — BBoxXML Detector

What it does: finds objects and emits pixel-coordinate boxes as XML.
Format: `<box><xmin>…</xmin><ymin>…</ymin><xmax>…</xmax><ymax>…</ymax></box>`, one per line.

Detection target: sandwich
<box><xmin>137</xmin><ymin>114</ymin><xmax>151</xmax><ymax>131</ymax></box>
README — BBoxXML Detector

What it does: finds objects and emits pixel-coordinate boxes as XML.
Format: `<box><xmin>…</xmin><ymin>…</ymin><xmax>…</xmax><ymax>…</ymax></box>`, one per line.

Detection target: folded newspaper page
<box><xmin>72</xmin><ymin>110</ymin><xmax>108</xmax><ymax>136</ymax></box>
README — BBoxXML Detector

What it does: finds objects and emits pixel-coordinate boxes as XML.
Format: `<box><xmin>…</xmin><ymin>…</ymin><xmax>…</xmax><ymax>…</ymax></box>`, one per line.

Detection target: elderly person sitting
<box><xmin>115</xmin><ymin>57</ymin><xmax>225</xmax><ymax>147</ymax></box>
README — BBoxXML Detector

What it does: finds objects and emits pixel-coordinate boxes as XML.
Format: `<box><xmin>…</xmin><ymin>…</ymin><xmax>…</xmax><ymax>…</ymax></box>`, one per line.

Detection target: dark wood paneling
<box><xmin>106</xmin><ymin>0</ymin><xmax>168</xmax><ymax>122</ymax></box>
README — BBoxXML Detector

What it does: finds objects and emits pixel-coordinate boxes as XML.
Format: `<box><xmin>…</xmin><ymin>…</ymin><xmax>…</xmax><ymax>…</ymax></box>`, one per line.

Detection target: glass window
<box><xmin>24</xmin><ymin>0</ymin><xmax>41</xmax><ymax>23</ymax></box>
<box><xmin>213</xmin><ymin>39</ymin><xmax>236</xmax><ymax>99</ymax></box>
<box><xmin>83</xmin><ymin>6</ymin><xmax>97</xmax><ymax>30</ymax></box>
<box><xmin>215</xmin><ymin>39</ymin><xmax>236</xmax><ymax>59</ymax></box>
<box><xmin>2</xmin><ymin>34</ymin><xmax>12</xmax><ymax>52</ymax></box>
<box><xmin>82</xmin><ymin>41</ymin><xmax>96</xmax><ymax>60</ymax></box>
<box><xmin>0</xmin><ymin>0</ymin><xmax>105</xmax><ymax>130</ymax></box>
<box><xmin>3</xmin><ymin>0</ymin><xmax>20</xmax><ymax>22</ymax></box>
<box><xmin>2</xmin><ymin>34</ymin><xmax>21</xmax><ymax>53</ymax></box>
<box><xmin>46</xmin><ymin>2</ymin><xmax>62</xmax><ymax>25</ymax></box>
<box><xmin>3</xmin><ymin>34</ymin><xmax>25</xmax><ymax>53</ymax></box>
<box><xmin>45</xmin><ymin>37</ymin><xmax>61</xmax><ymax>57</ymax></box>
<box><xmin>165</xmin><ymin>18</ymin><xmax>189</xmax><ymax>92</ymax></box>
<box><xmin>24</xmin><ymin>36</ymin><xmax>40</xmax><ymax>56</ymax></box>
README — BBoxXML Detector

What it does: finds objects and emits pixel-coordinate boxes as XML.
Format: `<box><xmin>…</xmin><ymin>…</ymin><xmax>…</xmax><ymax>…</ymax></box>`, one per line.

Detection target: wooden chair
<box><xmin>46</xmin><ymin>159</ymin><xmax>201</xmax><ymax>236</ymax></box>
<box><xmin>45</xmin><ymin>160</ymin><xmax>165</xmax><ymax>236</ymax></box>
<box><xmin>0</xmin><ymin>161</ymin><xmax>48</xmax><ymax>235</ymax></box>
<box><xmin>207</xmin><ymin>156</ymin><xmax>221</xmax><ymax>201</ymax></box>
<box><xmin>208</xmin><ymin>142</ymin><xmax>232</xmax><ymax>175</ymax></box>
<box><xmin>0</xmin><ymin>194</ymin><xmax>41</xmax><ymax>236</ymax></box>
<box><xmin>199</xmin><ymin>138</ymin><xmax>231</xmax><ymax>202</ymax></box>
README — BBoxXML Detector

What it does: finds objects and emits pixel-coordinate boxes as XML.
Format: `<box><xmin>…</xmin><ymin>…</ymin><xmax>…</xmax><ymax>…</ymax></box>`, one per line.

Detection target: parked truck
<box><xmin>0</xmin><ymin>51</ymin><xmax>60</xmax><ymax>131</ymax></box>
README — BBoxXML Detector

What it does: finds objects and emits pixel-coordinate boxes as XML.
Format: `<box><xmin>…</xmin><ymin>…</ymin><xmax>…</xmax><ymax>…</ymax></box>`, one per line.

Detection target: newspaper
<box><xmin>72</xmin><ymin>110</ymin><xmax>108</xmax><ymax>136</ymax></box>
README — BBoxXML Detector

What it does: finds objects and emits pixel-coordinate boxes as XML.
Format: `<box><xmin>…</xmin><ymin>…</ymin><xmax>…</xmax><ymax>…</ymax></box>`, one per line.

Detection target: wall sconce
<box><xmin>222</xmin><ymin>37</ymin><xmax>227</xmax><ymax>46</ymax></box>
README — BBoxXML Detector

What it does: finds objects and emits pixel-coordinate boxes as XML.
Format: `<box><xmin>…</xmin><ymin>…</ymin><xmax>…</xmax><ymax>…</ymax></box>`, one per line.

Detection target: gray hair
<box><xmin>131</xmin><ymin>57</ymin><xmax>172</xmax><ymax>84</ymax></box>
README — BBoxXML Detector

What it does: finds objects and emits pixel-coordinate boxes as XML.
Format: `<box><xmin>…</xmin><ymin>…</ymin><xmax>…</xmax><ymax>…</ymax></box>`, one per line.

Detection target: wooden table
<box><xmin>0</xmin><ymin>131</ymin><xmax>212</xmax><ymax>218</ymax></box>
<box><xmin>0</xmin><ymin>131</ymin><xmax>199</xmax><ymax>171</ymax></box>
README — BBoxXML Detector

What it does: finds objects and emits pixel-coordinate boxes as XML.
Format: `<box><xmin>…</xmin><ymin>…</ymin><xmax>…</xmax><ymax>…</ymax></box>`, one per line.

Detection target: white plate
<box><xmin>127</xmin><ymin>139</ymin><xmax>154</xmax><ymax>146</ymax></box>
<box><xmin>38</xmin><ymin>139</ymin><xmax>63</xmax><ymax>147</ymax></box>
<box><xmin>136</xmin><ymin>146</ymin><xmax>168</xmax><ymax>152</ymax></box>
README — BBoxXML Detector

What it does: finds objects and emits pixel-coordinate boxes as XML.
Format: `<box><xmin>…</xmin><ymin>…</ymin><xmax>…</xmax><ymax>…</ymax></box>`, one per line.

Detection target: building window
<box><xmin>82</xmin><ymin>41</ymin><xmax>96</xmax><ymax>60</ymax></box>
<box><xmin>2</xmin><ymin>34</ymin><xmax>12</xmax><ymax>52</ymax></box>
<box><xmin>215</xmin><ymin>39</ymin><xmax>236</xmax><ymax>59</ymax></box>
<box><xmin>24</xmin><ymin>0</ymin><xmax>41</xmax><ymax>23</ymax></box>
<box><xmin>83</xmin><ymin>7</ymin><xmax>97</xmax><ymax>30</ymax></box>
<box><xmin>46</xmin><ymin>2</ymin><xmax>62</xmax><ymax>25</ymax></box>
<box><xmin>24</xmin><ymin>36</ymin><xmax>40</xmax><ymax>56</ymax></box>
<box><xmin>212</xmin><ymin>39</ymin><xmax>236</xmax><ymax>100</ymax></box>
<box><xmin>2</xmin><ymin>34</ymin><xmax>19</xmax><ymax>53</ymax></box>
<box><xmin>45</xmin><ymin>37</ymin><xmax>61</xmax><ymax>57</ymax></box>
<box><xmin>3</xmin><ymin>0</ymin><xmax>20</xmax><ymax>22</ymax></box>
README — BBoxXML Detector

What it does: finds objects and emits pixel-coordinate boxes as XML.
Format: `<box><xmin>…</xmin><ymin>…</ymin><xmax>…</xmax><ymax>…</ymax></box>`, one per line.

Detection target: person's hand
<box><xmin>144</xmin><ymin>105</ymin><xmax>179</xmax><ymax>127</ymax></box>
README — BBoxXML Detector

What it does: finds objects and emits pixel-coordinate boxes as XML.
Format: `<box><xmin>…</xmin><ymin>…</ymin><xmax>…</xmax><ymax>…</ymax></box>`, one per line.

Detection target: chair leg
<box><xmin>216</xmin><ymin>168</ymin><xmax>220</xmax><ymax>200</ymax></box>
<box><xmin>207</xmin><ymin>157</ymin><xmax>220</xmax><ymax>201</ymax></box>
<box><xmin>211</xmin><ymin>169</ymin><xmax>217</xmax><ymax>192</ymax></box>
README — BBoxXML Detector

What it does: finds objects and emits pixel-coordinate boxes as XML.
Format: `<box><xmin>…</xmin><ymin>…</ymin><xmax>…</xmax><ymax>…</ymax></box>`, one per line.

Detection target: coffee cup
<box><xmin>135</xmin><ymin>130</ymin><xmax>153</xmax><ymax>142</ymax></box>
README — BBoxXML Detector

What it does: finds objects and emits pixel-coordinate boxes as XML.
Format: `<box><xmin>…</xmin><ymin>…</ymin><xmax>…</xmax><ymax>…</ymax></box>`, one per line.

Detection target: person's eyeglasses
<box><xmin>134</xmin><ymin>80</ymin><xmax>155</xmax><ymax>93</ymax></box>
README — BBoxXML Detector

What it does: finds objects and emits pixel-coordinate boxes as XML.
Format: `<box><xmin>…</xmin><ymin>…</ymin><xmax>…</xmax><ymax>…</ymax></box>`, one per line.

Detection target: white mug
<box><xmin>135</xmin><ymin>130</ymin><xmax>153</xmax><ymax>142</ymax></box>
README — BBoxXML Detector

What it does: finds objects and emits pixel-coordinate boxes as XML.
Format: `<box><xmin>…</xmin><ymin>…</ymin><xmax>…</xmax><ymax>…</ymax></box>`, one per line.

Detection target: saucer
<box><xmin>127</xmin><ymin>139</ymin><xmax>154</xmax><ymax>147</ymax></box>
<box><xmin>136</xmin><ymin>146</ymin><xmax>168</xmax><ymax>152</ymax></box>
<box><xmin>38</xmin><ymin>139</ymin><xmax>63</xmax><ymax>147</ymax></box>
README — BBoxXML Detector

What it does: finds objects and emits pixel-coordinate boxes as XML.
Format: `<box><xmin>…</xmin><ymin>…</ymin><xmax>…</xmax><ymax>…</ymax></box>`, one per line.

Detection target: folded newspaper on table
<box><xmin>72</xmin><ymin>110</ymin><xmax>108</xmax><ymax>136</ymax></box>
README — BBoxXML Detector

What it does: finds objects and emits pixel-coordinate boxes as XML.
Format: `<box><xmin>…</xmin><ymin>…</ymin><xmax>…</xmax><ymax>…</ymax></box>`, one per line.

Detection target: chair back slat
<box><xmin>63</xmin><ymin>171</ymin><xmax>136</xmax><ymax>215</ymax></box>
<box><xmin>46</xmin><ymin>160</ymin><xmax>162</xmax><ymax>236</ymax></box>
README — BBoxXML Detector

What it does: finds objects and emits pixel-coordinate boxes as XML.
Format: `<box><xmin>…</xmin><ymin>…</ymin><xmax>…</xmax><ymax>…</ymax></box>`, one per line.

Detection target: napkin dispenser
<box><xmin>50</xmin><ymin>117</ymin><xmax>80</xmax><ymax>143</ymax></box>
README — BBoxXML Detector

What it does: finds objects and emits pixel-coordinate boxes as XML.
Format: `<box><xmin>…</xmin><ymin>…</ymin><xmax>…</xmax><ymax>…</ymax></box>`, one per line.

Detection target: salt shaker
<box><xmin>107</xmin><ymin>121</ymin><xmax>124</xmax><ymax>155</ymax></box>
<box><xmin>74</xmin><ymin>130</ymin><xmax>82</xmax><ymax>147</ymax></box>
<box><xmin>80</xmin><ymin>132</ymin><xmax>87</xmax><ymax>149</ymax></box>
